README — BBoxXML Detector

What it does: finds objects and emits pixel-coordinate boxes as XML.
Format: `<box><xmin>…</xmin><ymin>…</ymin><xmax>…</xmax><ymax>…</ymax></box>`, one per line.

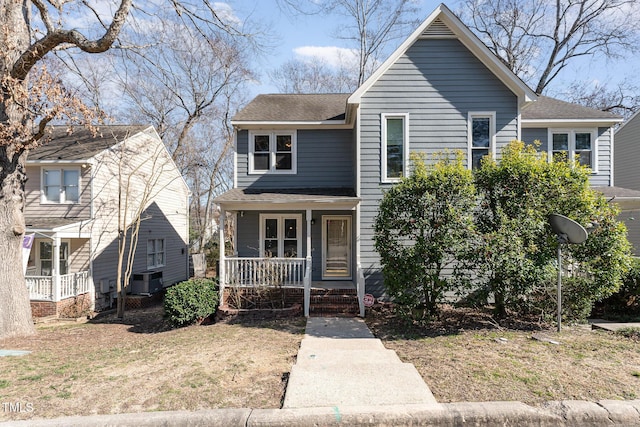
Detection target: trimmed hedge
<box><xmin>163</xmin><ymin>278</ymin><xmax>219</xmax><ymax>328</ymax></box>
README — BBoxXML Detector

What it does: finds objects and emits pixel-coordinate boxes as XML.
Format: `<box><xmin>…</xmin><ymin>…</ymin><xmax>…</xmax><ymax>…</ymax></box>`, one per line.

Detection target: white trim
<box><xmin>467</xmin><ymin>112</ymin><xmax>496</xmax><ymax>170</ymax></box>
<box><xmin>356</xmin><ymin>105</ymin><xmax>361</xmax><ymax>197</ymax></box>
<box><xmin>348</xmin><ymin>4</ymin><xmax>536</xmax><ymax>105</ymax></box>
<box><xmin>610</xmin><ymin>128</ymin><xmax>615</xmax><ymax>186</ymax></box>
<box><xmin>381</xmin><ymin>113</ymin><xmax>410</xmax><ymax>183</ymax></box>
<box><xmin>233</xmin><ymin>130</ymin><xmax>238</xmax><ymax>188</ymax></box>
<box><xmin>547</xmin><ymin>128</ymin><xmax>599</xmax><ymax>173</ymax></box>
<box><xmin>258</xmin><ymin>214</ymin><xmax>303</xmax><ymax>258</ymax></box>
<box><xmin>523</xmin><ymin>119</ymin><xmax>622</xmax><ymax>127</ymax></box>
<box><xmin>40</xmin><ymin>166</ymin><xmax>82</xmax><ymax>204</ymax></box>
<box><xmin>321</xmin><ymin>215</ymin><xmax>352</xmax><ymax>280</ymax></box>
<box><xmin>248</xmin><ymin>130</ymin><xmax>297</xmax><ymax>175</ymax></box>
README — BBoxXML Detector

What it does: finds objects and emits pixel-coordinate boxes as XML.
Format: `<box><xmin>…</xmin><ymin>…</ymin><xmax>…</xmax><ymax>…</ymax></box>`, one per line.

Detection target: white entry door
<box><xmin>322</xmin><ymin>216</ymin><xmax>351</xmax><ymax>280</ymax></box>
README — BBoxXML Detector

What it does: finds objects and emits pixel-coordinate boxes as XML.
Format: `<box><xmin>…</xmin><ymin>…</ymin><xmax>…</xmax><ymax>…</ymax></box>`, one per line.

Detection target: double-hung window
<box><xmin>468</xmin><ymin>112</ymin><xmax>495</xmax><ymax>170</ymax></box>
<box><xmin>260</xmin><ymin>214</ymin><xmax>302</xmax><ymax>258</ymax></box>
<box><xmin>249</xmin><ymin>131</ymin><xmax>296</xmax><ymax>174</ymax></box>
<box><xmin>549</xmin><ymin>129</ymin><xmax>597</xmax><ymax>171</ymax></box>
<box><xmin>147</xmin><ymin>239</ymin><xmax>165</xmax><ymax>269</ymax></box>
<box><xmin>381</xmin><ymin>113</ymin><xmax>409</xmax><ymax>182</ymax></box>
<box><xmin>42</xmin><ymin>168</ymin><xmax>80</xmax><ymax>203</ymax></box>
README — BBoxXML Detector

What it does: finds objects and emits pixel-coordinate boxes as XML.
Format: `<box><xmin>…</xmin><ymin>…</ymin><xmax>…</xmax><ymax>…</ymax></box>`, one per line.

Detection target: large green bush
<box><xmin>163</xmin><ymin>278</ymin><xmax>219</xmax><ymax>328</ymax></box>
<box><xmin>374</xmin><ymin>152</ymin><xmax>475</xmax><ymax>320</ymax></box>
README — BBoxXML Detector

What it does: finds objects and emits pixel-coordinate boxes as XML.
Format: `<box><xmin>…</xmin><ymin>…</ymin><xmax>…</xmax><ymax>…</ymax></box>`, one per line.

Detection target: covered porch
<box><xmin>215</xmin><ymin>188</ymin><xmax>363</xmax><ymax>316</ymax></box>
<box><xmin>25</xmin><ymin>218</ymin><xmax>93</xmax><ymax>312</ymax></box>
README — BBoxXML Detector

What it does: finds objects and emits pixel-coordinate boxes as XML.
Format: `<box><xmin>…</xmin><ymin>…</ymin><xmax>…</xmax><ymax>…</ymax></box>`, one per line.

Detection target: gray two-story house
<box><xmin>215</xmin><ymin>4</ymin><xmax>622</xmax><ymax>317</ymax></box>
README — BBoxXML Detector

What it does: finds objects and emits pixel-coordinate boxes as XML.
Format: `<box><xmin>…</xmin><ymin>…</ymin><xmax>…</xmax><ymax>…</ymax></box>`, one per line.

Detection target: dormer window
<box><xmin>249</xmin><ymin>131</ymin><xmax>297</xmax><ymax>174</ymax></box>
<box><xmin>41</xmin><ymin>168</ymin><xmax>80</xmax><ymax>204</ymax></box>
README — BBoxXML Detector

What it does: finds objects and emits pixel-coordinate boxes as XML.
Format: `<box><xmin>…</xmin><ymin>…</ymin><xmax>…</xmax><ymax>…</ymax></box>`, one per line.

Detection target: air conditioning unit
<box><xmin>130</xmin><ymin>270</ymin><xmax>163</xmax><ymax>295</ymax></box>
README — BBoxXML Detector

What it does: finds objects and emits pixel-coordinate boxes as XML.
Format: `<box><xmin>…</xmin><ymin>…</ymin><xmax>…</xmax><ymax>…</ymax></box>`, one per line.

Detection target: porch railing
<box><xmin>224</xmin><ymin>257</ymin><xmax>307</xmax><ymax>287</ymax></box>
<box><xmin>26</xmin><ymin>271</ymin><xmax>91</xmax><ymax>302</ymax></box>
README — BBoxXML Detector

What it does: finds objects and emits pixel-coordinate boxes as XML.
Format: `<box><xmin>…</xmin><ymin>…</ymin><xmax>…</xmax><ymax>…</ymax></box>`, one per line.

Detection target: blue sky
<box><xmin>220</xmin><ymin>1</ymin><xmax>638</xmax><ymax>101</ymax></box>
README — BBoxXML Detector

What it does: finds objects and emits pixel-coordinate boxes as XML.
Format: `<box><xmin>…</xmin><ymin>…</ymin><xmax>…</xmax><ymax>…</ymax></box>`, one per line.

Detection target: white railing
<box><xmin>26</xmin><ymin>271</ymin><xmax>91</xmax><ymax>302</ymax></box>
<box><xmin>224</xmin><ymin>257</ymin><xmax>307</xmax><ymax>287</ymax></box>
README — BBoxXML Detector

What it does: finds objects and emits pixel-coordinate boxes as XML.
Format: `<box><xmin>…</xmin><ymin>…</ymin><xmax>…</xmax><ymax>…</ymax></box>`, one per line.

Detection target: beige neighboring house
<box><xmin>24</xmin><ymin>125</ymin><xmax>190</xmax><ymax>317</ymax></box>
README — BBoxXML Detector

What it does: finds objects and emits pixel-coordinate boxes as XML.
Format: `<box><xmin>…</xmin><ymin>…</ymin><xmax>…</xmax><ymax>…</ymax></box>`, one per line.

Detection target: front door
<box><xmin>322</xmin><ymin>216</ymin><xmax>351</xmax><ymax>280</ymax></box>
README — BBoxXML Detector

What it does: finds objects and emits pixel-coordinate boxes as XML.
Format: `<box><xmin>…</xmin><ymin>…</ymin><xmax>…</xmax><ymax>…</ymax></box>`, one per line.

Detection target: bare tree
<box><xmin>277</xmin><ymin>0</ymin><xmax>421</xmax><ymax>86</ymax></box>
<box><xmin>0</xmin><ymin>0</ymin><xmax>133</xmax><ymax>339</ymax></box>
<box><xmin>269</xmin><ymin>57</ymin><xmax>358</xmax><ymax>93</ymax></box>
<box><xmin>0</xmin><ymin>0</ymin><xmax>254</xmax><ymax>339</ymax></box>
<box><xmin>459</xmin><ymin>0</ymin><xmax>640</xmax><ymax>95</ymax></box>
<box><xmin>559</xmin><ymin>80</ymin><xmax>640</xmax><ymax>118</ymax></box>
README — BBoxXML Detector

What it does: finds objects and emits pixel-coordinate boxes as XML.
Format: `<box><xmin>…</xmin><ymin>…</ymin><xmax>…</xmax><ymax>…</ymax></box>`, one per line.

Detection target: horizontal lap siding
<box><xmin>616</xmin><ymin>115</ymin><xmax>640</xmax><ymax>190</ymax></box>
<box><xmin>359</xmin><ymin>38</ymin><xmax>519</xmax><ymax>297</ymax></box>
<box><xmin>237</xmin><ymin>129</ymin><xmax>354</xmax><ymax>189</ymax></box>
<box><xmin>523</xmin><ymin>127</ymin><xmax>612</xmax><ymax>186</ymax></box>
<box><xmin>24</xmin><ymin>165</ymin><xmax>91</xmax><ymax>219</ymax></box>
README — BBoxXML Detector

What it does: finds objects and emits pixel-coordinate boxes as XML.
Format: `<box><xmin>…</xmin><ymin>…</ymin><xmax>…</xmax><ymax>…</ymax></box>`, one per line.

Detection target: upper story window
<box><xmin>468</xmin><ymin>112</ymin><xmax>496</xmax><ymax>170</ymax></box>
<box><xmin>549</xmin><ymin>129</ymin><xmax>597</xmax><ymax>172</ymax></box>
<box><xmin>381</xmin><ymin>113</ymin><xmax>409</xmax><ymax>182</ymax></box>
<box><xmin>42</xmin><ymin>168</ymin><xmax>80</xmax><ymax>204</ymax></box>
<box><xmin>147</xmin><ymin>238</ymin><xmax>165</xmax><ymax>269</ymax></box>
<box><xmin>249</xmin><ymin>131</ymin><xmax>297</xmax><ymax>174</ymax></box>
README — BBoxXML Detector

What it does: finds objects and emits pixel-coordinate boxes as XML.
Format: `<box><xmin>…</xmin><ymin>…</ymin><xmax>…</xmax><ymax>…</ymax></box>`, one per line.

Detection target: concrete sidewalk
<box><xmin>282</xmin><ymin>317</ymin><xmax>438</xmax><ymax>408</ymax></box>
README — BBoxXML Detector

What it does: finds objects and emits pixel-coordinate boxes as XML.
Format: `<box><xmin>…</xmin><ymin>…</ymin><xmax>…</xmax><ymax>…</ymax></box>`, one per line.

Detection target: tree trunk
<box><xmin>0</xmin><ymin>146</ymin><xmax>35</xmax><ymax>338</ymax></box>
<box><xmin>0</xmin><ymin>0</ymin><xmax>36</xmax><ymax>339</ymax></box>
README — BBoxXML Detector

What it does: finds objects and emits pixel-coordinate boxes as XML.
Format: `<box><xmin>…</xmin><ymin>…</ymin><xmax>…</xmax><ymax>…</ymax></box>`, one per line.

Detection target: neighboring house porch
<box><xmin>215</xmin><ymin>188</ymin><xmax>364</xmax><ymax>317</ymax></box>
<box><xmin>25</xmin><ymin>219</ymin><xmax>93</xmax><ymax>317</ymax></box>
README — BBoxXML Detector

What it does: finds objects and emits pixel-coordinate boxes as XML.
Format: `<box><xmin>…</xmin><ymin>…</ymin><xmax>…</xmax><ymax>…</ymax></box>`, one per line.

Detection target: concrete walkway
<box><xmin>282</xmin><ymin>317</ymin><xmax>438</xmax><ymax>408</ymax></box>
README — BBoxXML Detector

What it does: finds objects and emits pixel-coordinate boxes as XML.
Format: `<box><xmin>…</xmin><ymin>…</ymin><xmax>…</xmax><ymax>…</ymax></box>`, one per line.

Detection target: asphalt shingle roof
<box><xmin>29</xmin><ymin>125</ymin><xmax>151</xmax><ymax>161</ymax></box>
<box><xmin>215</xmin><ymin>188</ymin><xmax>358</xmax><ymax>204</ymax></box>
<box><xmin>232</xmin><ymin>94</ymin><xmax>620</xmax><ymax>123</ymax></box>
<box><xmin>232</xmin><ymin>94</ymin><xmax>350</xmax><ymax>122</ymax></box>
<box><xmin>521</xmin><ymin>96</ymin><xmax>621</xmax><ymax>121</ymax></box>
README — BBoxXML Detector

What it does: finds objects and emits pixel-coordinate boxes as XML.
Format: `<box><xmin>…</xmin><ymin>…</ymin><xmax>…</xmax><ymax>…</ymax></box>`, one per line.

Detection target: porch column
<box><xmin>53</xmin><ymin>236</ymin><xmax>61</xmax><ymax>302</ymax></box>
<box><xmin>219</xmin><ymin>207</ymin><xmax>226</xmax><ymax>307</ymax></box>
<box><xmin>304</xmin><ymin>209</ymin><xmax>312</xmax><ymax>317</ymax></box>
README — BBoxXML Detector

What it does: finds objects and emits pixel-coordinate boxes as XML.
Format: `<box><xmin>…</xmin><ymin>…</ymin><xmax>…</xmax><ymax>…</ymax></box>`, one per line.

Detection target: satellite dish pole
<box><xmin>548</xmin><ymin>214</ymin><xmax>588</xmax><ymax>332</ymax></box>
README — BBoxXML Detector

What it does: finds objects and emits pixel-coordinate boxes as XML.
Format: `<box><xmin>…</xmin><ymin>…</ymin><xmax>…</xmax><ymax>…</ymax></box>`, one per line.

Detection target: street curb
<box><xmin>2</xmin><ymin>400</ymin><xmax>640</xmax><ymax>426</ymax></box>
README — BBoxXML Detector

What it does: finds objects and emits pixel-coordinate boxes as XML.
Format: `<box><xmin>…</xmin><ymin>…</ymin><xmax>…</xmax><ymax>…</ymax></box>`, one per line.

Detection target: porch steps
<box><xmin>308</xmin><ymin>288</ymin><xmax>359</xmax><ymax>317</ymax></box>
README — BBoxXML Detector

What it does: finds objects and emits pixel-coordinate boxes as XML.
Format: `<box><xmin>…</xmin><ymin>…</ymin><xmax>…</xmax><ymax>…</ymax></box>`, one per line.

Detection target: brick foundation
<box><xmin>31</xmin><ymin>293</ymin><xmax>92</xmax><ymax>319</ymax></box>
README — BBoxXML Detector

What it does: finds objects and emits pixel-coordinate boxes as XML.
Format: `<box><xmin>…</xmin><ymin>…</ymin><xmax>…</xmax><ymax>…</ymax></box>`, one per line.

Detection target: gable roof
<box><xmin>232</xmin><ymin>94</ymin><xmax>350</xmax><ymax>123</ymax></box>
<box><xmin>522</xmin><ymin>96</ymin><xmax>622</xmax><ymax>124</ymax></box>
<box><xmin>348</xmin><ymin>3</ymin><xmax>536</xmax><ymax>105</ymax></box>
<box><xmin>28</xmin><ymin>125</ymin><xmax>152</xmax><ymax>161</ymax></box>
<box><xmin>615</xmin><ymin>108</ymin><xmax>640</xmax><ymax>134</ymax></box>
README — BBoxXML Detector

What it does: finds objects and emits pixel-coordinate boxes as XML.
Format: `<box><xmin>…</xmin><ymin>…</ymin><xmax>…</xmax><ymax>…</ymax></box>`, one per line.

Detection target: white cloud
<box><xmin>293</xmin><ymin>46</ymin><xmax>359</xmax><ymax>68</ymax></box>
<box><xmin>213</xmin><ymin>2</ymin><xmax>243</xmax><ymax>28</ymax></box>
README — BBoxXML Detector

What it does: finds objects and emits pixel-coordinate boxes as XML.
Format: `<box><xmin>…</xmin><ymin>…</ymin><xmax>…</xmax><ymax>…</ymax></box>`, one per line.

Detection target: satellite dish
<box><xmin>548</xmin><ymin>214</ymin><xmax>588</xmax><ymax>244</ymax></box>
<box><xmin>548</xmin><ymin>213</ymin><xmax>589</xmax><ymax>333</ymax></box>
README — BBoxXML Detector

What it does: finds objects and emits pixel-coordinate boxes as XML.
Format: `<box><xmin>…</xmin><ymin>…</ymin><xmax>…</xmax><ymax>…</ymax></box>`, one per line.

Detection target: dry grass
<box><xmin>0</xmin><ymin>306</ymin><xmax>305</xmax><ymax>422</ymax></box>
<box><xmin>366</xmin><ymin>306</ymin><xmax>640</xmax><ymax>405</ymax></box>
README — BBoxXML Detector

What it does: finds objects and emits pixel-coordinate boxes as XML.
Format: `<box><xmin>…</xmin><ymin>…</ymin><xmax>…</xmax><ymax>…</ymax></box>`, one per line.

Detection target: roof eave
<box><xmin>522</xmin><ymin>118</ymin><xmax>623</xmax><ymax>127</ymax></box>
<box><xmin>231</xmin><ymin>120</ymin><xmax>351</xmax><ymax>130</ymax></box>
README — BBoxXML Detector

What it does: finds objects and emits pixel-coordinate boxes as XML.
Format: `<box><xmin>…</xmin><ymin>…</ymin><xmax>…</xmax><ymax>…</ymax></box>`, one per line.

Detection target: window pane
<box><xmin>275</xmin><ymin>153</ymin><xmax>292</xmax><ymax>170</ymax></box>
<box><xmin>40</xmin><ymin>242</ymin><xmax>52</xmax><ymax>260</ymax></box>
<box><xmin>284</xmin><ymin>219</ymin><xmax>297</xmax><ymax>239</ymax></box>
<box><xmin>254</xmin><ymin>153</ymin><xmax>270</xmax><ymax>170</ymax></box>
<box><xmin>472</xmin><ymin>118</ymin><xmax>490</xmax><ymax>148</ymax></box>
<box><xmin>576</xmin><ymin>150</ymin><xmax>592</xmax><ymax>167</ymax></box>
<box><xmin>283</xmin><ymin>240</ymin><xmax>297</xmax><ymax>257</ymax></box>
<box><xmin>157</xmin><ymin>253</ymin><xmax>164</xmax><ymax>266</ymax></box>
<box><xmin>147</xmin><ymin>240</ymin><xmax>155</xmax><ymax>253</ymax></box>
<box><xmin>41</xmin><ymin>260</ymin><xmax>52</xmax><ymax>276</ymax></box>
<box><xmin>276</xmin><ymin>135</ymin><xmax>292</xmax><ymax>152</ymax></box>
<box><xmin>264</xmin><ymin>240</ymin><xmax>278</xmax><ymax>257</ymax></box>
<box><xmin>265</xmin><ymin>219</ymin><xmax>278</xmax><ymax>239</ymax></box>
<box><xmin>157</xmin><ymin>239</ymin><xmax>164</xmax><ymax>251</ymax></box>
<box><xmin>63</xmin><ymin>170</ymin><xmax>78</xmax><ymax>186</ymax></box>
<box><xmin>386</xmin><ymin>118</ymin><xmax>404</xmax><ymax>178</ymax></box>
<box><xmin>254</xmin><ymin>135</ymin><xmax>270</xmax><ymax>152</ymax></box>
<box><xmin>45</xmin><ymin>170</ymin><xmax>61</xmax><ymax>186</ymax></box>
<box><xmin>552</xmin><ymin>134</ymin><xmax>569</xmax><ymax>151</ymax></box>
<box><xmin>472</xmin><ymin>149</ymin><xmax>489</xmax><ymax>170</ymax></box>
<box><xmin>147</xmin><ymin>254</ymin><xmax>155</xmax><ymax>267</ymax></box>
<box><xmin>46</xmin><ymin>185</ymin><xmax>60</xmax><ymax>202</ymax></box>
<box><xmin>575</xmin><ymin>133</ymin><xmax>591</xmax><ymax>150</ymax></box>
